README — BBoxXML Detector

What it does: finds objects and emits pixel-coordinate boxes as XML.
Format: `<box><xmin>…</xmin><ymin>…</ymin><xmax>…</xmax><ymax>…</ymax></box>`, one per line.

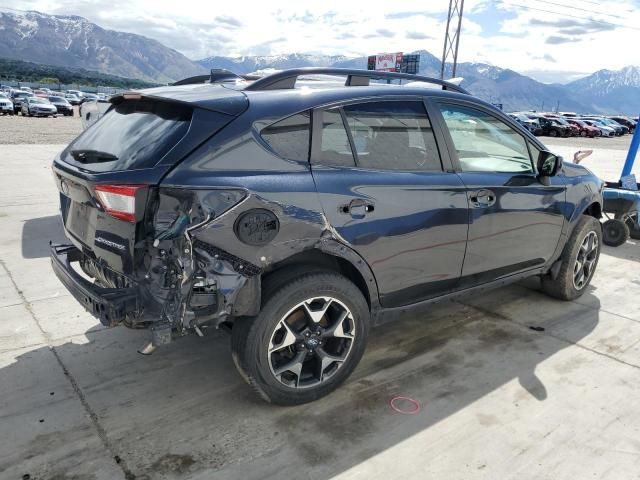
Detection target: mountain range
<box><xmin>1</xmin><ymin>9</ymin><xmax>639</xmax><ymax>114</ymax></box>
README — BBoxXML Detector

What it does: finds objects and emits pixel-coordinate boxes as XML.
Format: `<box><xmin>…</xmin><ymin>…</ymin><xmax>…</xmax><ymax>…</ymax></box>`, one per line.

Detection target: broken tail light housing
<box><xmin>95</xmin><ymin>185</ymin><xmax>143</xmax><ymax>222</ymax></box>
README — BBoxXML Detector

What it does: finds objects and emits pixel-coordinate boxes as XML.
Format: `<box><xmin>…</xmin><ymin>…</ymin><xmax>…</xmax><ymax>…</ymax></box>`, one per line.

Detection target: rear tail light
<box><xmin>95</xmin><ymin>185</ymin><xmax>143</xmax><ymax>222</ymax></box>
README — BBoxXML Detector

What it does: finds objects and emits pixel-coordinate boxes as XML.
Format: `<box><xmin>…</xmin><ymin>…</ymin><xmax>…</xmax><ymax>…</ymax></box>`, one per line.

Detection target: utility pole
<box><xmin>440</xmin><ymin>0</ymin><xmax>465</xmax><ymax>79</ymax></box>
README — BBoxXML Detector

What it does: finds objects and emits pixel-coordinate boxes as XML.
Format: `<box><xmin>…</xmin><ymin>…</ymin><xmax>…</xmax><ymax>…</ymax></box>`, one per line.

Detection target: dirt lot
<box><xmin>0</xmin><ymin>108</ymin><xmax>82</xmax><ymax>144</ymax></box>
<box><xmin>1</xmin><ymin>118</ymin><xmax>639</xmax><ymax>479</ymax></box>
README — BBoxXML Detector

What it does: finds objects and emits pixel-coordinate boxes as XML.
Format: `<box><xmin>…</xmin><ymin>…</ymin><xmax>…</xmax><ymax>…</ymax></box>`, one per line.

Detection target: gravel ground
<box><xmin>544</xmin><ymin>133</ymin><xmax>633</xmax><ymax>151</ymax></box>
<box><xmin>0</xmin><ymin>108</ymin><xmax>82</xmax><ymax>145</ymax></box>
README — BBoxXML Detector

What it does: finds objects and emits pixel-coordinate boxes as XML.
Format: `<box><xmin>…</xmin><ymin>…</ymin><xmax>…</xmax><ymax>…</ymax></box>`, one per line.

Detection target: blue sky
<box><xmin>4</xmin><ymin>0</ymin><xmax>640</xmax><ymax>83</ymax></box>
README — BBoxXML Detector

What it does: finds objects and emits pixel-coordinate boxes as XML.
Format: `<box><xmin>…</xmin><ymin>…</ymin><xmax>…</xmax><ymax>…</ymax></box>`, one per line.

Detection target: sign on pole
<box><xmin>367</xmin><ymin>53</ymin><xmax>403</xmax><ymax>72</ymax></box>
<box><xmin>367</xmin><ymin>53</ymin><xmax>420</xmax><ymax>74</ymax></box>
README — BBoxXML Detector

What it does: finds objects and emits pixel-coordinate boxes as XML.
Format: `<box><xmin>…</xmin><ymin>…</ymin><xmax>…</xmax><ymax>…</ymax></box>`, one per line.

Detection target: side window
<box><xmin>261</xmin><ymin>111</ymin><xmax>310</xmax><ymax>161</ymax></box>
<box><xmin>439</xmin><ymin>104</ymin><xmax>533</xmax><ymax>173</ymax></box>
<box><xmin>342</xmin><ymin>101</ymin><xmax>442</xmax><ymax>171</ymax></box>
<box><xmin>314</xmin><ymin>108</ymin><xmax>356</xmax><ymax>167</ymax></box>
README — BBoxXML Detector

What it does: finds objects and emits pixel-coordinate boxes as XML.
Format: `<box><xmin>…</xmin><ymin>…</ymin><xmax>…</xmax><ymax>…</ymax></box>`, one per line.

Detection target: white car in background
<box><xmin>21</xmin><ymin>96</ymin><xmax>57</xmax><ymax>117</ymax></box>
<box><xmin>0</xmin><ymin>93</ymin><xmax>14</xmax><ymax>115</ymax></box>
<box><xmin>581</xmin><ymin>119</ymin><xmax>616</xmax><ymax>137</ymax></box>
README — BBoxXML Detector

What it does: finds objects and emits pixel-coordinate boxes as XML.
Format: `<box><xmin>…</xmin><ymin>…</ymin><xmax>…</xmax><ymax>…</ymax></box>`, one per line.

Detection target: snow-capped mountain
<box><xmin>197</xmin><ymin>53</ymin><xmax>351</xmax><ymax>74</ymax></box>
<box><xmin>0</xmin><ymin>9</ymin><xmax>205</xmax><ymax>82</ymax></box>
<box><xmin>567</xmin><ymin>66</ymin><xmax>640</xmax><ymax>114</ymax></box>
<box><xmin>196</xmin><ymin>50</ymin><xmax>594</xmax><ymax>113</ymax></box>
<box><xmin>1</xmin><ymin>8</ymin><xmax>638</xmax><ymax>113</ymax></box>
<box><xmin>569</xmin><ymin>66</ymin><xmax>640</xmax><ymax>94</ymax></box>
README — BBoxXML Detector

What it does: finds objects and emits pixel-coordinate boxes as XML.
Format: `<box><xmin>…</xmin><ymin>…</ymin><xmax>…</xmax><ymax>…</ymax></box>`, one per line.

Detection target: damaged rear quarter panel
<box><xmin>157</xmin><ymin>110</ymin><xmax>378</xmax><ymax>322</ymax></box>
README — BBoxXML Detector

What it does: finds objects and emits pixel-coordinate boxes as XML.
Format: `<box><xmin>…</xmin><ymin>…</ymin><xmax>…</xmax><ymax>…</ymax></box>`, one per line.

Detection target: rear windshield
<box><xmin>63</xmin><ymin>99</ymin><xmax>192</xmax><ymax>172</ymax></box>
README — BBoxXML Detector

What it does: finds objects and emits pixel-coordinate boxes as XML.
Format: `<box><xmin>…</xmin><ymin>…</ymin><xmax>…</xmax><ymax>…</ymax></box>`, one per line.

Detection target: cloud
<box><xmin>406</xmin><ymin>31</ymin><xmax>433</xmax><ymax>40</ymax></box>
<box><xmin>530</xmin><ymin>53</ymin><xmax>557</xmax><ymax>63</ymax></box>
<box><xmin>545</xmin><ymin>35</ymin><xmax>575</xmax><ymax>45</ymax></box>
<box><xmin>375</xmin><ymin>28</ymin><xmax>395</xmax><ymax>37</ymax></box>
<box><xmin>530</xmin><ymin>17</ymin><xmax>616</xmax><ymax>34</ymax></box>
<box><xmin>214</xmin><ymin>15</ymin><xmax>243</xmax><ymax>28</ymax></box>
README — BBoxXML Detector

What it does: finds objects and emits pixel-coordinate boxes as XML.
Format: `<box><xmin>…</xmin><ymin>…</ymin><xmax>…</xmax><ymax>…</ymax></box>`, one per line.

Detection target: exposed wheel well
<box><xmin>261</xmin><ymin>250</ymin><xmax>371</xmax><ymax>308</ymax></box>
<box><xmin>583</xmin><ymin>202</ymin><xmax>602</xmax><ymax>219</ymax></box>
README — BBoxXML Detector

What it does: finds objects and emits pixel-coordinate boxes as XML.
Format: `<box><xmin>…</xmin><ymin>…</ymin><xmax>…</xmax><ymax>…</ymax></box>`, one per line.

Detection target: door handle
<box><xmin>470</xmin><ymin>189</ymin><xmax>496</xmax><ymax>208</ymax></box>
<box><xmin>341</xmin><ymin>198</ymin><xmax>375</xmax><ymax>217</ymax></box>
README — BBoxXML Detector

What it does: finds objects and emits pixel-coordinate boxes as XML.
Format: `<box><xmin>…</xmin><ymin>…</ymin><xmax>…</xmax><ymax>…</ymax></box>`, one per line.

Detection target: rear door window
<box><xmin>342</xmin><ymin>101</ymin><xmax>442</xmax><ymax>171</ymax></box>
<box><xmin>62</xmin><ymin>99</ymin><xmax>192</xmax><ymax>172</ymax></box>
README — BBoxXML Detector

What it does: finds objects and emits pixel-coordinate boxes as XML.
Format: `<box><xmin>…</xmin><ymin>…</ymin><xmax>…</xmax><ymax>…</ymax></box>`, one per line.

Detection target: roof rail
<box><xmin>172</xmin><ymin>69</ymin><xmax>260</xmax><ymax>86</ymax></box>
<box><xmin>244</xmin><ymin>67</ymin><xmax>469</xmax><ymax>94</ymax></box>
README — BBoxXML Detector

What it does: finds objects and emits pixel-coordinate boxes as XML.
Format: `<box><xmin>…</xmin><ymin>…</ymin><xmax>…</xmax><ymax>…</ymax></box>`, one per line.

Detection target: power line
<box><xmin>528</xmin><ymin>0</ymin><xmax>625</xmax><ymax>20</ymax></box>
<box><xmin>498</xmin><ymin>0</ymin><xmax>640</xmax><ymax>31</ymax></box>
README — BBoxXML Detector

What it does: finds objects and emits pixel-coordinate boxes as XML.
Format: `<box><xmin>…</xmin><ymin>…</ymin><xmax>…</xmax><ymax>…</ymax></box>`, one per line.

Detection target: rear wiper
<box><xmin>70</xmin><ymin>149</ymin><xmax>118</xmax><ymax>163</ymax></box>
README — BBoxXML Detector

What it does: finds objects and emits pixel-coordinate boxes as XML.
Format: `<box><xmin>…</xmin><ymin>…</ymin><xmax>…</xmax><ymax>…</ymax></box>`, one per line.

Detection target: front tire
<box><xmin>231</xmin><ymin>272</ymin><xmax>370</xmax><ymax>405</ymax></box>
<box><xmin>542</xmin><ymin>215</ymin><xmax>601</xmax><ymax>300</ymax></box>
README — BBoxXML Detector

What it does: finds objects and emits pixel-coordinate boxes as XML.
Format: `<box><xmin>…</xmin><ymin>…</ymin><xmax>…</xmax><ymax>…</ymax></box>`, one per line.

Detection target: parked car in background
<box><xmin>567</xmin><ymin>119</ymin><xmax>600</xmax><ymax>137</ymax></box>
<box><xmin>21</xmin><ymin>96</ymin><xmax>57</xmax><ymax>117</ymax></box>
<box><xmin>509</xmin><ymin>113</ymin><xmax>541</xmax><ymax>135</ymax></box>
<box><xmin>39</xmin><ymin>87</ymin><xmax>53</xmax><ymax>94</ymax></box>
<box><xmin>0</xmin><ymin>93</ymin><xmax>14</xmax><ymax>115</ymax></box>
<box><xmin>19</xmin><ymin>86</ymin><xmax>33</xmax><ymax>94</ymax></box>
<box><xmin>81</xmin><ymin>93</ymin><xmax>99</xmax><ymax>103</ymax></box>
<box><xmin>600</xmin><ymin>117</ymin><xmax>628</xmax><ymax>135</ymax></box>
<box><xmin>607</xmin><ymin>116</ymin><xmax>636</xmax><ymax>133</ymax></box>
<box><xmin>586</xmin><ymin>117</ymin><xmax>626</xmax><ymax>135</ymax></box>
<box><xmin>65</xmin><ymin>94</ymin><xmax>82</xmax><ymax>106</ymax></box>
<box><xmin>66</xmin><ymin>89</ymin><xmax>84</xmax><ymax>99</ymax></box>
<box><xmin>579</xmin><ymin>119</ymin><xmax>614</xmax><ymax>137</ymax></box>
<box><xmin>544</xmin><ymin>115</ymin><xmax>580</xmax><ymax>136</ymax></box>
<box><xmin>620</xmin><ymin>117</ymin><xmax>638</xmax><ymax>133</ymax></box>
<box><xmin>10</xmin><ymin>90</ymin><xmax>33</xmax><ymax>114</ymax></box>
<box><xmin>536</xmin><ymin>116</ymin><xmax>571</xmax><ymax>137</ymax></box>
<box><xmin>48</xmin><ymin>96</ymin><xmax>74</xmax><ymax>116</ymax></box>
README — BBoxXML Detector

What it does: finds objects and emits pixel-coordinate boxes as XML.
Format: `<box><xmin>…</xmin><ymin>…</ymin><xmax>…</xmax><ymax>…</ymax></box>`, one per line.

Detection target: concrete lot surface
<box><xmin>0</xmin><ymin>109</ymin><xmax>82</xmax><ymax>144</ymax></box>
<box><xmin>1</xmin><ymin>140</ymin><xmax>640</xmax><ymax>480</ymax></box>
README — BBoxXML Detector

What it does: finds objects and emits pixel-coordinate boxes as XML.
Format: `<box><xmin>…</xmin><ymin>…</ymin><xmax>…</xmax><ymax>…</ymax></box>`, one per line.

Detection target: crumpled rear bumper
<box><xmin>50</xmin><ymin>244</ymin><xmax>141</xmax><ymax>326</ymax></box>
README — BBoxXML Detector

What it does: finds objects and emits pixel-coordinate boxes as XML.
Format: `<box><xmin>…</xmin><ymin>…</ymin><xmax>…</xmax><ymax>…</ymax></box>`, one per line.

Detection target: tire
<box><xmin>620</xmin><ymin>212</ymin><xmax>640</xmax><ymax>240</ymax></box>
<box><xmin>580</xmin><ymin>130</ymin><xmax>587</xmax><ymax>137</ymax></box>
<box><xmin>549</xmin><ymin>130</ymin><xmax>558</xmax><ymax>137</ymax></box>
<box><xmin>542</xmin><ymin>215</ymin><xmax>602</xmax><ymax>301</ymax></box>
<box><xmin>231</xmin><ymin>271</ymin><xmax>370</xmax><ymax>405</ymax></box>
<box><xmin>602</xmin><ymin>218</ymin><xmax>629</xmax><ymax>246</ymax></box>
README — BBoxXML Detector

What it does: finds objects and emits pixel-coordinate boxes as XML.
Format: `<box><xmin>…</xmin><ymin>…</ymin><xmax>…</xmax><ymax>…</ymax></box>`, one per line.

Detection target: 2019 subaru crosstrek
<box><xmin>50</xmin><ymin>68</ymin><xmax>604</xmax><ymax>405</ymax></box>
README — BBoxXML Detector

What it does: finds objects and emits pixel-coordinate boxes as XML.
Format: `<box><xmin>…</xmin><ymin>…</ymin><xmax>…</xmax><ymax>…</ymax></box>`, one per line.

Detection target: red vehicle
<box><xmin>568</xmin><ymin>119</ymin><xmax>600</xmax><ymax>138</ymax></box>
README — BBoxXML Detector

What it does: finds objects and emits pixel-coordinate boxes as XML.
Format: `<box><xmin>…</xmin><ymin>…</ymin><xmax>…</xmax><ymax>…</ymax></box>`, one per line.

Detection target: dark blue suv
<box><xmin>50</xmin><ymin>68</ymin><xmax>604</xmax><ymax>405</ymax></box>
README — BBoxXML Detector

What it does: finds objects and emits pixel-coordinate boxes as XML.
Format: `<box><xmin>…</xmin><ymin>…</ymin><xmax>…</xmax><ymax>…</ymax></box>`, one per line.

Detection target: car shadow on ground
<box><xmin>601</xmin><ymin>241</ymin><xmax>640</xmax><ymax>262</ymax></box>
<box><xmin>21</xmin><ymin>215</ymin><xmax>67</xmax><ymax>259</ymax></box>
<box><xmin>0</xmin><ymin>284</ymin><xmax>600</xmax><ymax>480</ymax></box>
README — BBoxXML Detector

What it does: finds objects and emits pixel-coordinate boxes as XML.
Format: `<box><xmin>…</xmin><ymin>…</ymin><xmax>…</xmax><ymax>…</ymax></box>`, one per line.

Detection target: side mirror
<box><xmin>537</xmin><ymin>150</ymin><xmax>562</xmax><ymax>177</ymax></box>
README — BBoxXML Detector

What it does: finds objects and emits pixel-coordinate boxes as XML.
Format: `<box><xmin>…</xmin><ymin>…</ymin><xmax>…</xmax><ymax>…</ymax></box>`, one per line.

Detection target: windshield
<box><xmin>30</xmin><ymin>98</ymin><xmax>49</xmax><ymax>104</ymax></box>
<box><xmin>49</xmin><ymin>96</ymin><xmax>68</xmax><ymax>103</ymax></box>
<box><xmin>62</xmin><ymin>99</ymin><xmax>193</xmax><ymax>172</ymax></box>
